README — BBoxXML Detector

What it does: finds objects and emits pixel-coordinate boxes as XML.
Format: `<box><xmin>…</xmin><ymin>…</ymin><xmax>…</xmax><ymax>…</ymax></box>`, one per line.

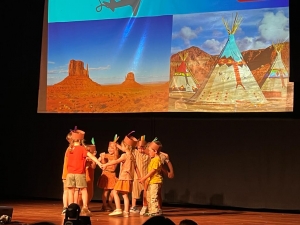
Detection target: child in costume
<box><xmin>61</xmin><ymin>131</ymin><xmax>72</xmax><ymax>215</ymax></box>
<box><xmin>101</xmin><ymin>131</ymin><xmax>141</xmax><ymax>217</ymax></box>
<box><xmin>65</xmin><ymin>128</ymin><xmax>102</xmax><ymax>216</ymax></box>
<box><xmin>141</xmin><ymin>139</ymin><xmax>175</xmax><ymax>215</ymax></box>
<box><xmin>86</xmin><ymin>143</ymin><xmax>97</xmax><ymax>203</ymax></box>
<box><xmin>78</xmin><ymin>138</ymin><xmax>97</xmax><ymax>208</ymax></box>
<box><xmin>139</xmin><ymin>139</ymin><xmax>163</xmax><ymax>216</ymax></box>
<box><xmin>158</xmin><ymin>145</ymin><xmax>174</xmax><ymax>215</ymax></box>
<box><xmin>97</xmin><ymin>134</ymin><xmax>120</xmax><ymax>212</ymax></box>
<box><xmin>130</xmin><ymin>135</ymin><xmax>151</xmax><ymax>215</ymax></box>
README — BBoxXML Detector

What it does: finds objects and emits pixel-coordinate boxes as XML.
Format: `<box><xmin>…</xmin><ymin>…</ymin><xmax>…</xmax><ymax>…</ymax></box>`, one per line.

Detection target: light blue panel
<box><xmin>49</xmin><ymin>0</ymin><xmax>289</xmax><ymax>23</ymax></box>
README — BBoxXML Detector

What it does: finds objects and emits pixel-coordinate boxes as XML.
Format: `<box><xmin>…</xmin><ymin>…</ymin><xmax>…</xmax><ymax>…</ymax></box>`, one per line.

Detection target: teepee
<box><xmin>259</xmin><ymin>42</ymin><xmax>289</xmax><ymax>98</ymax></box>
<box><xmin>169</xmin><ymin>52</ymin><xmax>198</xmax><ymax>93</ymax></box>
<box><xmin>189</xmin><ymin>13</ymin><xmax>267</xmax><ymax>105</ymax></box>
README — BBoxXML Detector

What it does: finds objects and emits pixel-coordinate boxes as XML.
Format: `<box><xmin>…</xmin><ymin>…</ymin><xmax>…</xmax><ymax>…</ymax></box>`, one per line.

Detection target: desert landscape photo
<box><xmin>168</xmin><ymin>43</ymin><xmax>293</xmax><ymax>112</ymax></box>
<box><xmin>47</xmin><ymin>60</ymin><xmax>169</xmax><ymax>113</ymax></box>
<box><xmin>168</xmin><ymin>9</ymin><xmax>293</xmax><ymax>112</ymax></box>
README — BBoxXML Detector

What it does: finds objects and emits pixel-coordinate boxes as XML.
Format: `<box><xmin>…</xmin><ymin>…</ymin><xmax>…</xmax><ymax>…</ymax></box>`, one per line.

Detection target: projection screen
<box><xmin>38</xmin><ymin>0</ymin><xmax>293</xmax><ymax>113</ymax></box>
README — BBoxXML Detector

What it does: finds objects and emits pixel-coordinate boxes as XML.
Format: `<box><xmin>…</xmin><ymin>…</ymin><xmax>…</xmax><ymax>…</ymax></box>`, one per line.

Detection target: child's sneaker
<box><xmin>109</xmin><ymin>209</ymin><xmax>123</xmax><ymax>216</ymax></box>
<box><xmin>143</xmin><ymin>212</ymin><xmax>151</xmax><ymax>217</ymax></box>
<box><xmin>61</xmin><ymin>207</ymin><xmax>67</xmax><ymax>215</ymax></box>
<box><xmin>139</xmin><ymin>206</ymin><xmax>148</xmax><ymax>215</ymax></box>
<box><xmin>123</xmin><ymin>211</ymin><xmax>130</xmax><ymax>217</ymax></box>
<box><xmin>129</xmin><ymin>206</ymin><xmax>140</xmax><ymax>213</ymax></box>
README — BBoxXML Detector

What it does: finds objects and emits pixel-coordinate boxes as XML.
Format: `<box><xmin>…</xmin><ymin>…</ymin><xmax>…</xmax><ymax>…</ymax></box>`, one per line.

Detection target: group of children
<box><xmin>62</xmin><ymin>127</ymin><xmax>174</xmax><ymax>218</ymax></box>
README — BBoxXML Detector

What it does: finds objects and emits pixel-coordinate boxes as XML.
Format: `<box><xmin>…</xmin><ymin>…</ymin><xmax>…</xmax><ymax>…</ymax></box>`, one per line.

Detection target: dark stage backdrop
<box><xmin>2</xmin><ymin>0</ymin><xmax>300</xmax><ymax>211</ymax></box>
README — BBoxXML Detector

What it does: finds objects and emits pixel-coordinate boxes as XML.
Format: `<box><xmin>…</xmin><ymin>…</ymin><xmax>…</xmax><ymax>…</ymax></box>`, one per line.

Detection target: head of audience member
<box><xmin>142</xmin><ymin>215</ymin><xmax>175</xmax><ymax>225</ymax></box>
<box><xmin>179</xmin><ymin>219</ymin><xmax>198</xmax><ymax>225</ymax></box>
<box><xmin>30</xmin><ymin>223</ymin><xmax>56</xmax><ymax>225</ymax></box>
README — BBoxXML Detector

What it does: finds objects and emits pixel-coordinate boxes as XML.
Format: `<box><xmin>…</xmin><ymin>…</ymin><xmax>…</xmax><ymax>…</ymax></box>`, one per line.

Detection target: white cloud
<box><xmin>48</xmin><ymin>61</ymin><xmax>55</xmax><ymax>64</ymax></box>
<box><xmin>201</xmin><ymin>38</ymin><xmax>226</xmax><ymax>55</ymax></box>
<box><xmin>258</xmin><ymin>11</ymin><xmax>289</xmax><ymax>42</ymax></box>
<box><xmin>236</xmin><ymin>36</ymin><xmax>269</xmax><ymax>51</ymax></box>
<box><xmin>173</xmin><ymin>26</ymin><xmax>202</xmax><ymax>46</ymax></box>
<box><xmin>89</xmin><ymin>65</ymin><xmax>111</xmax><ymax>71</ymax></box>
<box><xmin>47</xmin><ymin>69</ymin><xmax>68</xmax><ymax>74</ymax></box>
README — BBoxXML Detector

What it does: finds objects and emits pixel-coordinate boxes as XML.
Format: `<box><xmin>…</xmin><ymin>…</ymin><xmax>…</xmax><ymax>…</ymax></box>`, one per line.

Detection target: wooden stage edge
<box><xmin>1</xmin><ymin>199</ymin><xmax>299</xmax><ymax>225</ymax></box>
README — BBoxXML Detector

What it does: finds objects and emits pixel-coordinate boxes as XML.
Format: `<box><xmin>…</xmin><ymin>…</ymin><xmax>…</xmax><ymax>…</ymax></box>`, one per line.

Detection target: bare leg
<box><xmin>131</xmin><ymin>197</ymin><xmax>137</xmax><ymax>207</ymax></box>
<box><xmin>74</xmin><ymin>188</ymin><xmax>80</xmax><ymax>205</ymax></box>
<box><xmin>122</xmin><ymin>193</ymin><xmax>130</xmax><ymax>212</ymax></box>
<box><xmin>108</xmin><ymin>190</ymin><xmax>115</xmax><ymax>209</ymax></box>
<box><xmin>68</xmin><ymin>187</ymin><xmax>75</xmax><ymax>204</ymax></box>
<box><xmin>113</xmin><ymin>190</ymin><xmax>121</xmax><ymax>209</ymax></box>
<box><xmin>63</xmin><ymin>181</ymin><xmax>69</xmax><ymax>208</ymax></box>
<box><xmin>144</xmin><ymin>180</ymin><xmax>149</xmax><ymax>206</ymax></box>
<box><xmin>80</xmin><ymin>187</ymin><xmax>89</xmax><ymax>208</ymax></box>
<box><xmin>102</xmin><ymin>189</ymin><xmax>109</xmax><ymax>208</ymax></box>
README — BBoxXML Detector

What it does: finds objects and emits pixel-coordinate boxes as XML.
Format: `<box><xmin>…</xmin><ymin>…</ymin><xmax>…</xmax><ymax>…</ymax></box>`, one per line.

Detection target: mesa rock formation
<box><xmin>68</xmin><ymin>59</ymin><xmax>89</xmax><ymax>77</ymax></box>
<box><xmin>120</xmin><ymin>72</ymin><xmax>142</xmax><ymax>87</ymax></box>
<box><xmin>49</xmin><ymin>59</ymin><xmax>101</xmax><ymax>90</ymax></box>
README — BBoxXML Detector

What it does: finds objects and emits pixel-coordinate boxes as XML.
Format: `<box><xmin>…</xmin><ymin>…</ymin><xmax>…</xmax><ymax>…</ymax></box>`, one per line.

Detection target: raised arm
<box><xmin>98</xmin><ymin>152</ymin><xmax>106</xmax><ymax>163</ymax></box>
<box><xmin>101</xmin><ymin>153</ymin><xmax>126</xmax><ymax>169</ymax></box>
<box><xmin>87</xmin><ymin>151</ymin><xmax>102</xmax><ymax>168</ymax></box>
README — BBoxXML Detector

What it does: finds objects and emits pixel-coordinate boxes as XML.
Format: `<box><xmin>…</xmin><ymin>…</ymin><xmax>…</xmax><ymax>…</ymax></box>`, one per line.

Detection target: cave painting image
<box><xmin>169</xmin><ymin>8</ymin><xmax>293</xmax><ymax>112</ymax></box>
<box><xmin>47</xmin><ymin>16</ymin><xmax>172</xmax><ymax>113</ymax></box>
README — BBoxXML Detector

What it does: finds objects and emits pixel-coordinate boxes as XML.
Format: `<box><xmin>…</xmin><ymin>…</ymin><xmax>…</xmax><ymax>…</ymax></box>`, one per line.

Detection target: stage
<box><xmin>1</xmin><ymin>200</ymin><xmax>299</xmax><ymax>225</ymax></box>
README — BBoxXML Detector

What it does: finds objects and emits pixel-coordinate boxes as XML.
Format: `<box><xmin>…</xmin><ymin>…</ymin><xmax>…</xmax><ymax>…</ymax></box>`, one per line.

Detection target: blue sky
<box><xmin>47</xmin><ymin>16</ymin><xmax>173</xmax><ymax>85</ymax></box>
<box><xmin>171</xmin><ymin>7</ymin><xmax>289</xmax><ymax>55</ymax></box>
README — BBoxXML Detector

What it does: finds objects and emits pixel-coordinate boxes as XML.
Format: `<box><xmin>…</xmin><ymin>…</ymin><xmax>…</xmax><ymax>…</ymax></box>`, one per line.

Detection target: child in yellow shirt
<box><xmin>139</xmin><ymin>140</ymin><xmax>163</xmax><ymax>216</ymax></box>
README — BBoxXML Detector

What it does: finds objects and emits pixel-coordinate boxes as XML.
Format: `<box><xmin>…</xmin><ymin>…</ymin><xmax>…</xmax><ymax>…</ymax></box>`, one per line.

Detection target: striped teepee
<box><xmin>259</xmin><ymin>42</ymin><xmax>289</xmax><ymax>98</ymax></box>
<box><xmin>169</xmin><ymin>52</ymin><xmax>199</xmax><ymax>93</ymax></box>
<box><xmin>189</xmin><ymin>13</ymin><xmax>267</xmax><ymax>105</ymax></box>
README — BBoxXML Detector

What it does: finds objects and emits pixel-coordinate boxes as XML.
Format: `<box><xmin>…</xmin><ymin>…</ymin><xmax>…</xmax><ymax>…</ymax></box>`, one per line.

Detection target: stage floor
<box><xmin>1</xmin><ymin>200</ymin><xmax>299</xmax><ymax>225</ymax></box>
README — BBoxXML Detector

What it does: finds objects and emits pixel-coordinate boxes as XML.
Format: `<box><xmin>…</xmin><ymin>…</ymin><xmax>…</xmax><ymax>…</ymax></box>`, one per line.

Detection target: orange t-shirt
<box><xmin>67</xmin><ymin>146</ymin><xmax>88</xmax><ymax>174</ymax></box>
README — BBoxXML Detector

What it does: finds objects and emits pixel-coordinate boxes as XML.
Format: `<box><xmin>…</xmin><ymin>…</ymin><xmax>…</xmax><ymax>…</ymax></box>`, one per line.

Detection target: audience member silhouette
<box><xmin>30</xmin><ymin>223</ymin><xmax>56</xmax><ymax>225</ymax></box>
<box><xmin>179</xmin><ymin>219</ymin><xmax>198</xmax><ymax>225</ymax></box>
<box><xmin>142</xmin><ymin>215</ymin><xmax>175</xmax><ymax>225</ymax></box>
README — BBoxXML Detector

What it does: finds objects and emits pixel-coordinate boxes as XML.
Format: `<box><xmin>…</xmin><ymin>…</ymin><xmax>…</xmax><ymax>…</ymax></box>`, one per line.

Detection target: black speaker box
<box><xmin>0</xmin><ymin>206</ymin><xmax>13</xmax><ymax>218</ymax></box>
<box><xmin>63</xmin><ymin>216</ymin><xmax>91</xmax><ymax>225</ymax></box>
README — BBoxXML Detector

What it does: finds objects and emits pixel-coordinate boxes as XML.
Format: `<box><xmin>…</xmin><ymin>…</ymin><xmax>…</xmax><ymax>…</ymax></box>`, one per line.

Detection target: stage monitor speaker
<box><xmin>0</xmin><ymin>206</ymin><xmax>13</xmax><ymax>224</ymax></box>
<box><xmin>64</xmin><ymin>216</ymin><xmax>91</xmax><ymax>225</ymax></box>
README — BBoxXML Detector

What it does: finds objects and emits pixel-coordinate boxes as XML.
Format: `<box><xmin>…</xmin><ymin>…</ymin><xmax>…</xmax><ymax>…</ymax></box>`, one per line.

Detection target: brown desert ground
<box><xmin>47</xmin><ymin>82</ymin><xmax>169</xmax><ymax>113</ymax></box>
